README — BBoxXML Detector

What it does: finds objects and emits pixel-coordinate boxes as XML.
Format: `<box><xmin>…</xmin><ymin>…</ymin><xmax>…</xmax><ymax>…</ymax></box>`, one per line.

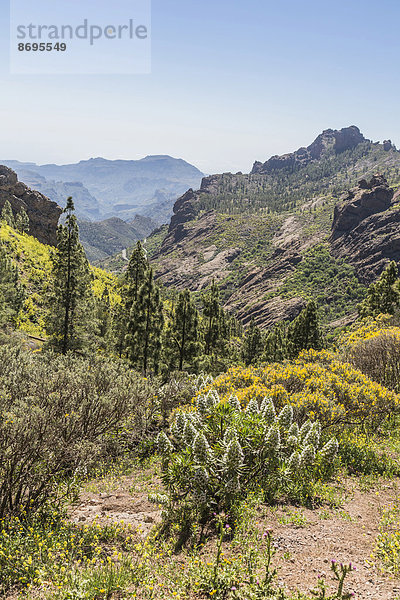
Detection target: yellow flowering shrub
<box><xmin>339</xmin><ymin>314</ymin><xmax>398</xmax><ymax>348</ymax></box>
<box><xmin>200</xmin><ymin>350</ymin><xmax>400</xmax><ymax>428</ymax></box>
<box><xmin>0</xmin><ymin>223</ymin><xmax>120</xmax><ymax>335</ymax></box>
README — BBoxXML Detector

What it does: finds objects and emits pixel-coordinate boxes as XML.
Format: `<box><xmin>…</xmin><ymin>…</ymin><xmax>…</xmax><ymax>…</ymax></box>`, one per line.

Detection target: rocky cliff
<box><xmin>151</xmin><ymin>127</ymin><xmax>400</xmax><ymax>328</ymax></box>
<box><xmin>251</xmin><ymin>126</ymin><xmax>367</xmax><ymax>175</ymax></box>
<box><xmin>330</xmin><ymin>175</ymin><xmax>400</xmax><ymax>283</ymax></box>
<box><xmin>0</xmin><ymin>166</ymin><xmax>61</xmax><ymax>246</ymax></box>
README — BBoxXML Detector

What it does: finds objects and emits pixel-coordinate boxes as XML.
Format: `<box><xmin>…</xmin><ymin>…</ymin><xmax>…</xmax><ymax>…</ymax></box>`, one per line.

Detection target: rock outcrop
<box><xmin>151</xmin><ymin>127</ymin><xmax>400</xmax><ymax>328</ymax></box>
<box><xmin>331</xmin><ymin>175</ymin><xmax>394</xmax><ymax>239</ymax></box>
<box><xmin>251</xmin><ymin>126</ymin><xmax>366</xmax><ymax>174</ymax></box>
<box><xmin>330</xmin><ymin>175</ymin><xmax>400</xmax><ymax>283</ymax></box>
<box><xmin>0</xmin><ymin>166</ymin><xmax>61</xmax><ymax>246</ymax></box>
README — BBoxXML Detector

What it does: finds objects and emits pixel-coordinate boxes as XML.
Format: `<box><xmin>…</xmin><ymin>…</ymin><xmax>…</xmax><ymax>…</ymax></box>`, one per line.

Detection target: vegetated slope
<box><xmin>0</xmin><ymin>223</ymin><xmax>119</xmax><ymax>337</ymax></box>
<box><xmin>78</xmin><ymin>217</ymin><xmax>143</xmax><ymax>263</ymax></box>
<box><xmin>78</xmin><ymin>214</ymin><xmax>159</xmax><ymax>264</ymax></box>
<box><xmin>2</xmin><ymin>155</ymin><xmax>204</xmax><ymax>224</ymax></box>
<box><xmin>96</xmin><ymin>223</ymin><xmax>167</xmax><ymax>272</ymax></box>
<box><xmin>150</xmin><ymin>126</ymin><xmax>400</xmax><ymax>328</ymax></box>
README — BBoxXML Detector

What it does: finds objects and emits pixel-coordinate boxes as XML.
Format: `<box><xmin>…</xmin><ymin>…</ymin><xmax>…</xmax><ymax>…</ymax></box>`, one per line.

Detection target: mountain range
<box><xmin>3</xmin><ymin>126</ymin><xmax>400</xmax><ymax>331</ymax></box>
<box><xmin>2</xmin><ymin>156</ymin><xmax>204</xmax><ymax>223</ymax></box>
<box><xmin>1</xmin><ymin>155</ymin><xmax>204</xmax><ymax>260</ymax></box>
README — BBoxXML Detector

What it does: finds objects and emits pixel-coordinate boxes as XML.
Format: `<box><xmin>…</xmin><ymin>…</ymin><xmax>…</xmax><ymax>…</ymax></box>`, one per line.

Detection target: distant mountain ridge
<box><xmin>2</xmin><ymin>155</ymin><xmax>204</xmax><ymax>224</ymax></box>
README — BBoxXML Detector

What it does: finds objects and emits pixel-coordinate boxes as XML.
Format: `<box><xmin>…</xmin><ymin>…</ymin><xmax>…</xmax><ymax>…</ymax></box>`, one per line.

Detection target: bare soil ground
<box><xmin>69</xmin><ymin>473</ymin><xmax>400</xmax><ymax>599</ymax></box>
<box><xmin>264</xmin><ymin>479</ymin><xmax>400</xmax><ymax>599</ymax></box>
<box><xmin>69</xmin><ymin>468</ymin><xmax>163</xmax><ymax>537</ymax></box>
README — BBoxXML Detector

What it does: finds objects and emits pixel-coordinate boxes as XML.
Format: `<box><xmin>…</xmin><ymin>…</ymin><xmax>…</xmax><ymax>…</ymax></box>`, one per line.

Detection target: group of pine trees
<box><xmin>1</xmin><ymin>199</ymin><xmax>30</xmax><ymax>233</ymax></box>
<box><xmin>45</xmin><ymin>200</ymin><xmax>240</xmax><ymax>373</ymax></box>
<box><xmin>3</xmin><ymin>197</ymin><xmax>399</xmax><ymax>374</ymax></box>
<box><xmin>241</xmin><ymin>300</ymin><xmax>323</xmax><ymax>365</ymax></box>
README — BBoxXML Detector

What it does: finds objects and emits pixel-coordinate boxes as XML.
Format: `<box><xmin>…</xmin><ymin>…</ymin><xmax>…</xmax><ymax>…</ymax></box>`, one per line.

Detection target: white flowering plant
<box><xmin>153</xmin><ymin>391</ymin><xmax>339</xmax><ymax>522</ymax></box>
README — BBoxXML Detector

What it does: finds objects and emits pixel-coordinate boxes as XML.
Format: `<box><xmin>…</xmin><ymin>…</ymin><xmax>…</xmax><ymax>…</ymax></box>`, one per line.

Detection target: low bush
<box><xmin>0</xmin><ymin>344</ymin><xmax>188</xmax><ymax>519</ymax></box>
<box><xmin>153</xmin><ymin>391</ymin><xmax>339</xmax><ymax>525</ymax></box>
<box><xmin>337</xmin><ymin>431</ymin><xmax>399</xmax><ymax>476</ymax></box>
<box><xmin>339</xmin><ymin>315</ymin><xmax>400</xmax><ymax>392</ymax></box>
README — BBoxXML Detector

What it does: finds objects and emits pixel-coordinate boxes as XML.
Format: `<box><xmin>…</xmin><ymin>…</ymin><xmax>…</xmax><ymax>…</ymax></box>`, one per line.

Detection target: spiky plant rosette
<box><xmin>156</xmin><ymin>394</ymin><xmax>339</xmax><ymax>519</ymax></box>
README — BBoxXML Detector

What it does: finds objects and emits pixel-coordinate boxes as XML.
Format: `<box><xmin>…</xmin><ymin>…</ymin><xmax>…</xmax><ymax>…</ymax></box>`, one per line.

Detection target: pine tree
<box><xmin>263</xmin><ymin>322</ymin><xmax>288</xmax><ymax>362</ymax></box>
<box><xmin>47</xmin><ymin>197</ymin><xmax>93</xmax><ymax>354</ymax></box>
<box><xmin>125</xmin><ymin>241</ymin><xmax>148</xmax><ymax>311</ymax></box>
<box><xmin>15</xmin><ymin>208</ymin><xmax>30</xmax><ymax>233</ymax></box>
<box><xmin>287</xmin><ymin>301</ymin><xmax>322</xmax><ymax>358</ymax></box>
<box><xmin>202</xmin><ymin>280</ymin><xmax>223</xmax><ymax>355</ymax></box>
<box><xmin>358</xmin><ymin>261</ymin><xmax>400</xmax><ymax>318</ymax></box>
<box><xmin>0</xmin><ymin>243</ymin><xmax>24</xmax><ymax>326</ymax></box>
<box><xmin>1</xmin><ymin>200</ymin><xmax>15</xmax><ymax>228</ymax></box>
<box><xmin>165</xmin><ymin>289</ymin><xmax>199</xmax><ymax>371</ymax></box>
<box><xmin>112</xmin><ymin>241</ymin><xmax>149</xmax><ymax>357</ymax></box>
<box><xmin>96</xmin><ymin>287</ymin><xmax>112</xmax><ymax>350</ymax></box>
<box><xmin>111</xmin><ymin>301</ymin><xmax>127</xmax><ymax>358</ymax></box>
<box><xmin>241</xmin><ymin>318</ymin><xmax>263</xmax><ymax>365</ymax></box>
<box><xmin>126</xmin><ymin>268</ymin><xmax>164</xmax><ymax>374</ymax></box>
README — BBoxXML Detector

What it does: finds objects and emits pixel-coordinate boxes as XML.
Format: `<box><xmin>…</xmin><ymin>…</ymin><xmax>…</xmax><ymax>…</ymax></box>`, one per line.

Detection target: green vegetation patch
<box><xmin>279</xmin><ymin>243</ymin><xmax>366</xmax><ymax>323</ymax></box>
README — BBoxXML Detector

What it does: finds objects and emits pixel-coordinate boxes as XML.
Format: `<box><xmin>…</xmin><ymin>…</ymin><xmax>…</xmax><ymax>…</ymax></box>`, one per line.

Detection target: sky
<box><xmin>0</xmin><ymin>0</ymin><xmax>400</xmax><ymax>174</ymax></box>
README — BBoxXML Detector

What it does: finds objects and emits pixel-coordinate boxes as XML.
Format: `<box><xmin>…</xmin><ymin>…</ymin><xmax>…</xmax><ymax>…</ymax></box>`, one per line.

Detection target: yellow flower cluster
<box><xmin>199</xmin><ymin>350</ymin><xmax>399</xmax><ymax>427</ymax></box>
<box><xmin>0</xmin><ymin>223</ymin><xmax>121</xmax><ymax>337</ymax></box>
<box><xmin>339</xmin><ymin>314</ymin><xmax>400</xmax><ymax>349</ymax></box>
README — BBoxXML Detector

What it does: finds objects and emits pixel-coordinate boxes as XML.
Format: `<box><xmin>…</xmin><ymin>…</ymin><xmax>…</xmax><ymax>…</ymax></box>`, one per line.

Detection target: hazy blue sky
<box><xmin>1</xmin><ymin>0</ymin><xmax>400</xmax><ymax>173</ymax></box>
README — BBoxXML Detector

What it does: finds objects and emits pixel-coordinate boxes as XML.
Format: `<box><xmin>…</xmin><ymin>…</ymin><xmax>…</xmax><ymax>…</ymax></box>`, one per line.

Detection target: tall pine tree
<box><xmin>112</xmin><ymin>241</ymin><xmax>149</xmax><ymax>357</ymax></box>
<box><xmin>125</xmin><ymin>241</ymin><xmax>148</xmax><ymax>311</ymax></box>
<box><xmin>241</xmin><ymin>318</ymin><xmax>263</xmax><ymax>365</ymax></box>
<box><xmin>202</xmin><ymin>280</ymin><xmax>223</xmax><ymax>355</ymax></box>
<box><xmin>263</xmin><ymin>322</ymin><xmax>288</xmax><ymax>363</ymax></box>
<box><xmin>287</xmin><ymin>301</ymin><xmax>322</xmax><ymax>358</ymax></box>
<box><xmin>47</xmin><ymin>198</ymin><xmax>93</xmax><ymax>354</ymax></box>
<box><xmin>165</xmin><ymin>289</ymin><xmax>199</xmax><ymax>371</ymax></box>
<box><xmin>126</xmin><ymin>268</ymin><xmax>164</xmax><ymax>374</ymax></box>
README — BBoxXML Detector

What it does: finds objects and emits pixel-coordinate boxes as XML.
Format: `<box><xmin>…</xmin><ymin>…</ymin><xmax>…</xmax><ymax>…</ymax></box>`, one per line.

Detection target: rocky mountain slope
<box><xmin>0</xmin><ymin>166</ymin><xmax>61</xmax><ymax>246</ymax></box>
<box><xmin>2</xmin><ymin>156</ymin><xmax>204</xmax><ymax>224</ymax></box>
<box><xmin>150</xmin><ymin>127</ymin><xmax>400</xmax><ymax>328</ymax></box>
<box><xmin>78</xmin><ymin>216</ymin><xmax>155</xmax><ymax>263</ymax></box>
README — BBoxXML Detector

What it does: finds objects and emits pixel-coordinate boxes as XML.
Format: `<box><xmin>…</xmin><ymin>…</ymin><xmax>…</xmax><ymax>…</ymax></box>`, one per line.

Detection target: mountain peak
<box><xmin>251</xmin><ymin>125</ymin><xmax>368</xmax><ymax>175</ymax></box>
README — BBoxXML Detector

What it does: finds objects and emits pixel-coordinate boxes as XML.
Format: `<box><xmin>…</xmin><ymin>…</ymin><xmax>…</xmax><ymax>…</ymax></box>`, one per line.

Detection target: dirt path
<box><xmin>69</xmin><ymin>475</ymin><xmax>400</xmax><ymax>598</ymax></box>
<box><xmin>262</xmin><ymin>480</ymin><xmax>400</xmax><ymax>599</ymax></box>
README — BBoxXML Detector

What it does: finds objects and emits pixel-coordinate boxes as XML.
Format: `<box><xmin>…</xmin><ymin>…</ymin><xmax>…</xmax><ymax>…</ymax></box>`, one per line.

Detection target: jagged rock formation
<box><xmin>251</xmin><ymin>126</ymin><xmax>366</xmax><ymax>174</ymax></box>
<box><xmin>331</xmin><ymin>175</ymin><xmax>393</xmax><ymax>238</ymax></box>
<box><xmin>147</xmin><ymin>127</ymin><xmax>400</xmax><ymax>327</ymax></box>
<box><xmin>0</xmin><ymin>166</ymin><xmax>61</xmax><ymax>246</ymax></box>
<box><xmin>330</xmin><ymin>175</ymin><xmax>400</xmax><ymax>283</ymax></box>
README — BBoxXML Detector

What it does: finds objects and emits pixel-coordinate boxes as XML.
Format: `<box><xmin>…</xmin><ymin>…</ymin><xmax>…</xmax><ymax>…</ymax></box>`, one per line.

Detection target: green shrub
<box><xmin>337</xmin><ymin>431</ymin><xmax>399</xmax><ymax>476</ymax></box>
<box><xmin>153</xmin><ymin>391</ymin><xmax>339</xmax><ymax>524</ymax></box>
<box><xmin>0</xmin><ymin>346</ymin><xmax>157</xmax><ymax>518</ymax></box>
